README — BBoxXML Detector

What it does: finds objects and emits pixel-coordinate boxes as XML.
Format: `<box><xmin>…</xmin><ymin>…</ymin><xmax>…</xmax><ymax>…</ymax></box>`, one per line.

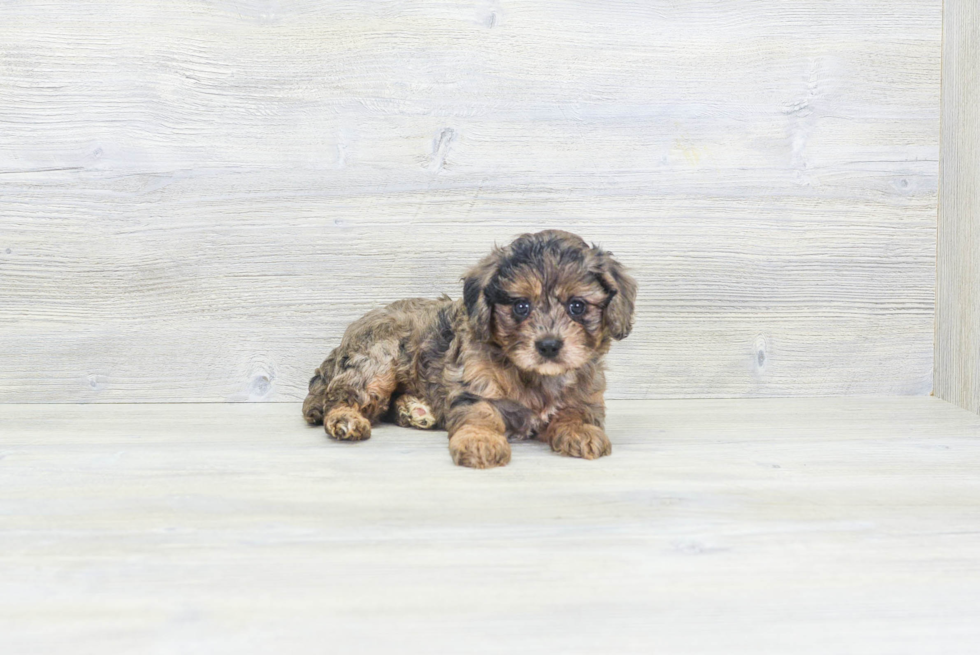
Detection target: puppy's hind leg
<box><xmin>303</xmin><ymin>352</ymin><xmax>337</xmax><ymax>426</ymax></box>
<box><xmin>321</xmin><ymin>341</ymin><xmax>400</xmax><ymax>441</ymax></box>
<box><xmin>305</xmin><ymin>303</ymin><xmax>415</xmax><ymax>439</ymax></box>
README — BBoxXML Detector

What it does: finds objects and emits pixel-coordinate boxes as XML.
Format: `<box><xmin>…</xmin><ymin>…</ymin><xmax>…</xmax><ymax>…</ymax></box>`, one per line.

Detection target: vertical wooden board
<box><xmin>937</xmin><ymin>0</ymin><xmax>980</xmax><ymax>414</ymax></box>
<box><xmin>0</xmin><ymin>1</ymin><xmax>941</xmax><ymax>402</ymax></box>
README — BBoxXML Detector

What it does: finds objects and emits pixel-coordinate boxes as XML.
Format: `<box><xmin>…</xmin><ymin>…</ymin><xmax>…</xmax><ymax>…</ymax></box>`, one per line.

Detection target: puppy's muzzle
<box><xmin>535</xmin><ymin>336</ymin><xmax>563</xmax><ymax>360</ymax></box>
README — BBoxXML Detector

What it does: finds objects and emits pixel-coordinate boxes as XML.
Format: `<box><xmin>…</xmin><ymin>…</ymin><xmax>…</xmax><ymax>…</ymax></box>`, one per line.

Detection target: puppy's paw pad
<box><xmin>450</xmin><ymin>427</ymin><xmax>511</xmax><ymax>469</ymax></box>
<box><xmin>550</xmin><ymin>424</ymin><xmax>611</xmax><ymax>460</ymax></box>
<box><xmin>395</xmin><ymin>396</ymin><xmax>436</xmax><ymax>429</ymax></box>
<box><xmin>325</xmin><ymin>407</ymin><xmax>371</xmax><ymax>441</ymax></box>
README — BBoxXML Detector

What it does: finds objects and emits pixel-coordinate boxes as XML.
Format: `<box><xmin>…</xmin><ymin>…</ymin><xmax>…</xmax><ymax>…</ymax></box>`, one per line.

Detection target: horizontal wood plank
<box><xmin>1</xmin><ymin>398</ymin><xmax>979</xmax><ymax>653</ymax></box>
<box><xmin>0</xmin><ymin>1</ymin><xmax>941</xmax><ymax>401</ymax></box>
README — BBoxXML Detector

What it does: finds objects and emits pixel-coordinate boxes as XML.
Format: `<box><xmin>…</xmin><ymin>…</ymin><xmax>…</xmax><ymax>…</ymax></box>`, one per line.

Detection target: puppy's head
<box><xmin>463</xmin><ymin>230</ymin><xmax>637</xmax><ymax>376</ymax></box>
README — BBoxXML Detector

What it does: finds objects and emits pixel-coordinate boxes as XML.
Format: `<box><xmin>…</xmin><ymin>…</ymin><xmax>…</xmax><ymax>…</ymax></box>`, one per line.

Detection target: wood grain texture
<box><xmin>2</xmin><ymin>398</ymin><xmax>980</xmax><ymax>653</ymax></box>
<box><xmin>936</xmin><ymin>0</ymin><xmax>980</xmax><ymax>414</ymax></box>
<box><xmin>0</xmin><ymin>1</ymin><xmax>940</xmax><ymax>402</ymax></box>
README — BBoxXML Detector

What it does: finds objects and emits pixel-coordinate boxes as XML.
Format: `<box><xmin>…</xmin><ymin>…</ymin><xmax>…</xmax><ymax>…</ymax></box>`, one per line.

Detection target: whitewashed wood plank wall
<box><xmin>0</xmin><ymin>1</ymin><xmax>940</xmax><ymax>402</ymax></box>
<box><xmin>937</xmin><ymin>0</ymin><xmax>980</xmax><ymax>415</ymax></box>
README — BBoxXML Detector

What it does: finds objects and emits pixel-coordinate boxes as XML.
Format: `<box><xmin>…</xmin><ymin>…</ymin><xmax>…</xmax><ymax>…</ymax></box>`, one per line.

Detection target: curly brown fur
<box><xmin>302</xmin><ymin>230</ymin><xmax>637</xmax><ymax>469</ymax></box>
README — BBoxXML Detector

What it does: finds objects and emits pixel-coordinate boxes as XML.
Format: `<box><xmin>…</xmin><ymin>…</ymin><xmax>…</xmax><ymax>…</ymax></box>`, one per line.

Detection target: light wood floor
<box><xmin>2</xmin><ymin>398</ymin><xmax>979</xmax><ymax>654</ymax></box>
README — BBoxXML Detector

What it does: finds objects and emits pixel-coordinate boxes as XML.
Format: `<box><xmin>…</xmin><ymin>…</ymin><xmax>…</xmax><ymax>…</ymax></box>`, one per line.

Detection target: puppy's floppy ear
<box><xmin>591</xmin><ymin>246</ymin><xmax>637</xmax><ymax>340</ymax></box>
<box><xmin>462</xmin><ymin>247</ymin><xmax>503</xmax><ymax>343</ymax></box>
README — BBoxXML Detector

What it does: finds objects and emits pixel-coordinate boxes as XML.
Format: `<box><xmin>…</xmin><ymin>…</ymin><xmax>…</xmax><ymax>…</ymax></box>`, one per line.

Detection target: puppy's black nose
<box><xmin>535</xmin><ymin>337</ymin><xmax>563</xmax><ymax>359</ymax></box>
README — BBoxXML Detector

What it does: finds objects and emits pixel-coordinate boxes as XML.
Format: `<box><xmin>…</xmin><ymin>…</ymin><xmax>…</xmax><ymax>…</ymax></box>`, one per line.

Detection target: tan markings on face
<box><xmin>493</xmin><ymin>271</ymin><xmax>605</xmax><ymax>376</ymax></box>
<box><xmin>507</xmin><ymin>274</ymin><xmax>542</xmax><ymax>302</ymax></box>
<box><xmin>555</xmin><ymin>279</ymin><xmax>607</xmax><ymax>307</ymax></box>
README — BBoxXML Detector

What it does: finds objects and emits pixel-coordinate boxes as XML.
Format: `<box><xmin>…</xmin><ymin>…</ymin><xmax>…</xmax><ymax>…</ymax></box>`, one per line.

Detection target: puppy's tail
<box><xmin>302</xmin><ymin>351</ymin><xmax>337</xmax><ymax>425</ymax></box>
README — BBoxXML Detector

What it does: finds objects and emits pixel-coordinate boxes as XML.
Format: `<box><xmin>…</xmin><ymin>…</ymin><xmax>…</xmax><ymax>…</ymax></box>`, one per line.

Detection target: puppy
<box><xmin>302</xmin><ymin>230</ymin><xmax>637</xmax><ymax>469</ymax></box>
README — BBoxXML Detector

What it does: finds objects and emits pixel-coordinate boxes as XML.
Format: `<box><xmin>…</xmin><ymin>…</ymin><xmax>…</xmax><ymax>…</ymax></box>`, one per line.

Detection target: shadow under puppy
<box><xmin>303</xmin><ymin>230</ymin><xmax>637</xmax><ymax>469</ymax></box>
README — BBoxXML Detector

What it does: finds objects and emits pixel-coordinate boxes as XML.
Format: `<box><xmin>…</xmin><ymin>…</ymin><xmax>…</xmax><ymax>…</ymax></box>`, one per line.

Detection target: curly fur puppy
<box><xmin>302</xmin><ymin>230</ymin><xmax>637</xmax><ymax>469</ymax></box>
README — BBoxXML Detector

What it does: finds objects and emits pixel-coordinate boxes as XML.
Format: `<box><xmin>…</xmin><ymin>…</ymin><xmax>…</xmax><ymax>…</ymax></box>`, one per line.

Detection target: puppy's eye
<box><xmin>513</xmin><ymin>300</ymin><xmax>531</xmax><ymax>318</ymax></box>
<box><xmin>567</xmin><ymin>299</ymin><xmax>587</xmax><ymax>316</ymax></box>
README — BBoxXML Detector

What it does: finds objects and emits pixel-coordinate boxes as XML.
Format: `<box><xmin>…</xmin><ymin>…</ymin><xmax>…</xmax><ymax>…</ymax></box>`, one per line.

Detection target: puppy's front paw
<box><xmin>325</xmin><ymin>406</ymin><xmax>371</xmax><ymax>441</ymax></box>
<box><xmin>449</xmin><ymin>426</ymin><xmax>511</xmax><ymax>469</ymax></box>
<box><xmin>549</xmin><ymin>423</ymin><xmax>611</xmax><ymax>460</ymax></box>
